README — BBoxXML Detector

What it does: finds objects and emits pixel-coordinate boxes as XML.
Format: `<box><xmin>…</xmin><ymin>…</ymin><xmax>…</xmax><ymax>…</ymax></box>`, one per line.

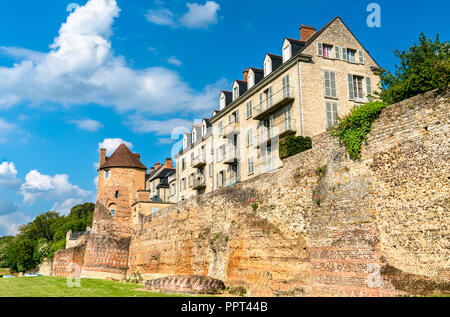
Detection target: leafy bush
<box><xmin>378</xmin><ymin>33</ymin><xmax>449</xmax><ymax>104</ymax></box>
<box><xmin>330</xmin><ymin>101</ymin><xmax>387</xmax><ymax>160</ymax></box>
<box><xmin>279</xmin><ymin>135</ymin><xmax>312</xmax><ymax>159</ymax></box>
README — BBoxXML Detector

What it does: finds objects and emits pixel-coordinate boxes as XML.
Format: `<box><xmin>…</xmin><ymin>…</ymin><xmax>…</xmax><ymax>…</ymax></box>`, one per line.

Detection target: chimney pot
<box><xmin>165</xmin><ymin>158</ymin><xmax>174</xmax><ymax>169</ymax></box>
<box><xmin>243</xmin><ymin>68</ymin><xmax>249</xmax><ymax>82</ymax></box>
<box><xmin>99</xmin><ymin>148</ymin><xmax>106</xmax><ymax>168</ymax></box>
<box><xmin>299</xmin><ymin>24</ymin><xmax>316</xmax><ymax>42</ymax></box>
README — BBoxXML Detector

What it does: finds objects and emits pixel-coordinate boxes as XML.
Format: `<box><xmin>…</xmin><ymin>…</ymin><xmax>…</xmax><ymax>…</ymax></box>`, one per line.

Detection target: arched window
<box><xmin>108</xmin><ymin>203</ymin><xmax>117</xmax><ymax>217</ymax></box>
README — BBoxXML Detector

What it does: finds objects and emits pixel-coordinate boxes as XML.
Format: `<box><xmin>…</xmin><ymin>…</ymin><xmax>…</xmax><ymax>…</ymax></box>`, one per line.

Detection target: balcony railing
<box><xmin>224</xmin><ymin>146</ymin><xmax>239</xmax><ymax>164</ymax></box>
<box><xmin>253</xmin><ymin>86</ymin><xmax>295</xmax><ymax>120</ymax></box>
<box><xmin>192</xmin><ymin>154</ymin><xmax>206</xmax><ymax>168</ymax></box>
<box><xmin>256</xmin><ymin>119</ymin><xmax>296</xmax><ymax>148</ymax></box>
<box><xmin>193</xmin><ymin>176</ymin><xmax>206</xmax><ymax>190</ymax></box>
<box><xmin>222</xmin><ymin>121</ymin><xmax>240</xmax><ymax>138</ymax></box>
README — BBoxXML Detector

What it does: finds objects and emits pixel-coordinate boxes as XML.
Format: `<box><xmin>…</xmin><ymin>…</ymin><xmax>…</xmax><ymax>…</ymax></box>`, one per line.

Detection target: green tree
<box><xmin>0</xmin><ymin>236</ymin><xmax>14</xmax><ymax>268</ymax></box>
<box><xmin>378</xmin><ymin>33</ymin><xmax>450</xmax><ymax>104</ymax></box>
<box><xmin>6</xmin><ymin>238</ymin><xmax>37</xmax><ymax>272</ymax></box>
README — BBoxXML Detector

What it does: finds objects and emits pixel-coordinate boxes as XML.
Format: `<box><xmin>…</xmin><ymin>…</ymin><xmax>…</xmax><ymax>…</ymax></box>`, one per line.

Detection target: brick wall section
<box><xmin>80</xmin><ymin>235</ymin><xmax>130</xmax><ymax>281</ymax></box>
<box><xmin>52</xmin><ymin>244</ymin><xmax>86</xmax><ymax>278</ymax></box>
<box><xmin>128</xmin><ymin>88</ymin><xmax>449</xmax><ymax>296</ymax></box>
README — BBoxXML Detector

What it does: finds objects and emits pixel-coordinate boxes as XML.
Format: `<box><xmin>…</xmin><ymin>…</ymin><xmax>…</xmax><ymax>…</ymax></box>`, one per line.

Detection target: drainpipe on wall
<box><xmin>296</xmin><ymin>60</ymin><xmax>304</xmax><ymax>136</ymax></box>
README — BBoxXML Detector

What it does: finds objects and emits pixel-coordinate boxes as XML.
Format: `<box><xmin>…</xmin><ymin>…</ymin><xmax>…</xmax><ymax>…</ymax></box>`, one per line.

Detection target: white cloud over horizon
<box><xmin>0</xmin><ymin>0</ymin><xmax>223</xmax><ymax>116</ymax></box>
<box><xmin>20</xmin><ymin>170</ymin><xmax>92</xmax><ymax>210</ymax></box>
<box><xmin>0</xmin><ymin>212</ymin><xmax>31</xmax><ymax>236</ymax></box>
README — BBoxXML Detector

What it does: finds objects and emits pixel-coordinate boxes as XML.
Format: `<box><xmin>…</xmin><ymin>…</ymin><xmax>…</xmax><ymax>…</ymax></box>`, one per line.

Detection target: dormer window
<box><xmin>248</xmin><ymin>71</ymin><xmax>254</xmax><ymax>89</ymax></box>
<box><xmin>283</xmin><ymin>44</ymin><xmax>291</xmax><ymax>62</ymax></box>
<box><xmin>202</xmin><ymin>123</ymin><xmax>206</xmax><ymax>136</ymax></box>
<box><xmin>192</xmin><ymin>130</ymin><xmax>196</xmax><ymax>143</ymax></box>
<box><xmin>220</xmin><ymin>95</ymin><xmax>225</xmax><ymax>110</ymax></box>
<box><xmin>264</xmin><ymin>58</ymin><xmax>271</xmax><ymax>77</ymax></box>
<box><xmin>233</xmin><ymin>86</ymin><xmax>239</xmax><ymax>101</ymax></box>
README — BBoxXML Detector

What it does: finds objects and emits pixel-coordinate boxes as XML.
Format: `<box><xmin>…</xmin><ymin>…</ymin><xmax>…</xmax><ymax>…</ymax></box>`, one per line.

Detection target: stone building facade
<box><xmin>175</xmin><ymin>16</ymin><xmax>382</xmax><ymax>201</ymax></box>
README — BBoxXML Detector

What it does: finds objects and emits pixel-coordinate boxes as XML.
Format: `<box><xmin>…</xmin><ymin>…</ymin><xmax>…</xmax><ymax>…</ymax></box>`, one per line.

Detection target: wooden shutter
<box><xmin>342</xmin><ymin>47</ymin><xmax>347</xmax><ymax>61</ymax></box>
<box><xmin>268</xmin><ymin>87</ymin><xmax>273</xmax><ymax>107</ymax></box>
<box><xmin>366</xmin><ymin>77</ymin><xmax>372</xmax><ymax>95</ymax></box>
<box><xmin>318</xmin><ymin>42</ymin><xmax>323</xmax><ymax>56</ymax></box>
<box><xmin>326</xmin><ymin>102</ymin><xmax>332</xmax><ymax>128</ymax></box>
<box><xmin>358</xmin><ymin>50</ymin><xmax>364</xmax><ymax>63</ymax></box>
<box><xmin>335</xmin><ymin>46</ymin><xmax>340</xmax><ymax>59</ymax></box>
<box><xmin>330</xmin><ymin>72</ymin><xmax>337</xmax><ymax>98</ymax></box>
<box><xmin>324</xmin><ymin>71</ymin><xmax>331</xmax><ymax>97</ymax></box>
<box><xmin>259</xmin><ymin>93</ymin><xmax>263</xmax><ymax>112</ymax></box>
<box><xmin>347</xmin><ymin>74</ymin><xmax>354</xmax><ymax>100</ymax></box>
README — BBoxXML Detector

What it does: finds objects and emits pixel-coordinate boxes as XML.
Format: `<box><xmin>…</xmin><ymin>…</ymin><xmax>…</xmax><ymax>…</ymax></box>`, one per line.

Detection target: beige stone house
<box><xmin>174</xmin><ymin>16</ymin><xmax>382</xmax><ymax>201</ymax></box>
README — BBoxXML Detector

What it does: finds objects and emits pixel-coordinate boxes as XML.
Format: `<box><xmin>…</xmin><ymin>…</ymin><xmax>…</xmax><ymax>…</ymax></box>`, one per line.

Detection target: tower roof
<box><xmin>100</xmin><ymin>144</ymin><xmax>147</xmax><ymax>170</ymax></box>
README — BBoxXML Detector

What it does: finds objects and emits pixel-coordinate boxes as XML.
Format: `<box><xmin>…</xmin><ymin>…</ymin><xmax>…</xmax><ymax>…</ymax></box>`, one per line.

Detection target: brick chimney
<box><xmin>165</xmin><ymin>158</ymin><xmax>173</xmax><ymax>169</ymax></box>
<box><xmin>99</xmin><ymin>148</ymin><xmax>106</xmax><ymax>168</ymax></box>
<box><xmin>154</xmin><ymin>162</ymin><xmax>161</xmax><ymax>170</ymax></box>
<box><xmin>243</xmin><ymin>68</ymin><xmax>249</xmax><ymax>82</ymax></box>
<box><xmin>300</xmin><ymin>24</ymin><xmax>316</xmax><ymax>42</ymax></box>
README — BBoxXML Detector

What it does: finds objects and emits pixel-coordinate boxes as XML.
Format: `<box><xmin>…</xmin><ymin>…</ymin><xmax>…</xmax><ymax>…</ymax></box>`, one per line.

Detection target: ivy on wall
<box><xmin>330</xmin><ymin>101</ymin><xmax>387</xmax><ymax>160</ymax></box>
<box><xmin>279</xmin><ymin>135</ymin><xmax>312</xmax><ymax>160</ymax></box>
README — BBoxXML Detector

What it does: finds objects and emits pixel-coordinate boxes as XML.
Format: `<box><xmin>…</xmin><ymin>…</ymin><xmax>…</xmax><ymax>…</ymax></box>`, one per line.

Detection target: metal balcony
<box><xmin>222</xmin><ymin>122</ymin><xmax>240</xmax><ymax>139</ymax></box>
<box><xmin>256</xmin><ymin>119</ymin><xmax>297</xmax><ymax>148</ymax></box>
<box><xmin>192</xmin><ymin>155</ymin><xmax>206</xmax><ymax>168</ymax></box>
<box><xmin>193</xmin><ymin>176</ymin><xmax>206</xmax><ymax>190</ymax></box>
<box><xmin>253</xmin><ymin>86</ymin><xmax>295</xmax><ymax>120</ymax></box>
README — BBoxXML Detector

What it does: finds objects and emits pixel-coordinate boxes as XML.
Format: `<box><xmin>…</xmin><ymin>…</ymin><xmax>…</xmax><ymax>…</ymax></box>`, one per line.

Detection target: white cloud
<box><xmin>51</xmin><ymin>198</ymin><xmax>84</xmax><ymax>215</ymax></box>
<box><xmin>0</xmin><ymin>46</ymin><xmax>46</xmax><ymax>63</ymax></box>
<box><xmin>167</xmin><ymin>56</ymin><xmax>182</xmax><ymax>66</ymax></box>
<box><xmin>127</xmin><ymin>117</ymin><xmax>193</xmax><ymax>135</ymax></box>
<box><xmin>20</xmin><ymin>170</ymin><xmax>92</xmax><ymax>206</ymax></box>
<box><xmin>98</xmin><ymin>138</ymin><xmax>133</xmax><ymax>156</ymax></box>
<box><xmin>0</xmin><ymin>0</ymin><xmax>222</xmax><ymax>115</ymax></box>
<box><xmin>70</xmin><ymin>119</ymin><xmax>103</xmax><ymax>131</ymax></box>
<box><xmin>146</xmin><ymin>1</ymin><xmax>220</xmax><ymax>30</ymax></box>
<box><xmin>0</xmin><ymin>118</ymin><xmax>15</xmax><ymax>142</ymax></box>
<box><xmin>180</xmin><ymin>1</ymin><xmax>220</xmax><ymax>29</ymax></box>
<box><xmin>145</xmin><ymin>8</ymin><xmax>176</xmax><ymax>26</ymax></box>
<box><xmin>0</xmin><ymin>161</ymin><xmax>20</xmax><ymax>188</ymax></box>
<box><xmin>0</xmin><ymin>212</ymin><xmax>31</xmax><ymax>236</ymax></box>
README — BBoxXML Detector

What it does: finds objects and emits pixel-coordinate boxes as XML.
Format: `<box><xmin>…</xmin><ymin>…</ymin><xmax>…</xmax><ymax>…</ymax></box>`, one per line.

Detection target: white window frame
<box><xmin>248</xmin><ymin>156</ymin><xmax>254</xmax><ymax>175</ymax></box>
<box><xmin>283</xmin><ymin>44</ymin><xmax>291</xmax><ymax>62</ymax></box>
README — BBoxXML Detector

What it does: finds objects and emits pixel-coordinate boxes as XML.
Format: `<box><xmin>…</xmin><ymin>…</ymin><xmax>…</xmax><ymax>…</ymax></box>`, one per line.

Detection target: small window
<box><xmin>115</xmin><ymin>191</ymin><xmax>119</xmax><ymax>198</ymax></box>
<box><xmin>220</xmin><ymin>95</ymin><xmax>225</xmax><ymax>110</ymax></box>
<box><xmin>218</xmin><ymin>121</ymin><xmax>223</xmax><ymax>136</ymax></box>
<box><xmin>233</xmin><ymin>86</ymin><xmax>239</xmax><ymax>100</ymax></box>
<box><xmin>104</xmin><ymin>170</ymin><xmax>110</xmax><ymax>179</ymax></box>
<box><xmin>110</xmin><ymin>209</ymin><xmax>116</xmax><ymax>217</ymax></box>
<box><xmin>366</xmin><ymin>77</ymin><xmax>372</xmax><ymax>97</ymax></box>
<box><xmin>283</xmin><ymin>45</ymin><xmax>291</xmax><ymax>62</ymax></box>
<box><xmin>322</xmin><ymin>44</ymin><xmax>333</xmax><ymax>58</ymax></box>
<box><xmin>342</xmin><ymin>47</ymin><xmax>347</xmax><ymax>61</ymax></box>
<box><xmin>347</xmin><ymin>49</ymin><xmax>356</xmax><ymax>63</ymax></box>
<box><xmin>247</xmin><ymin>128</ymin><xmax>253</xmax><ymax>146</ymax></box>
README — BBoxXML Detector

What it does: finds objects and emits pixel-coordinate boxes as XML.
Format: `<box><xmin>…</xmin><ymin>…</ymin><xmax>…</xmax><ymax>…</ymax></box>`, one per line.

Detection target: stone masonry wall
<box><xmin>52</xmin><ymin>244</ymin><xmax>86</xmax><ymax>278</ymax></box>
<box><xmin>128</xmin><ymin>88</ymin><xmax>449</xmax><ymax>296</ymax></box>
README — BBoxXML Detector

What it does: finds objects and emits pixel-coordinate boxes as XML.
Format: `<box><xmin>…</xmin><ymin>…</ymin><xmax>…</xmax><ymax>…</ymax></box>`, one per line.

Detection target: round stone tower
<box><xmin>93</xmin><ymin>143</ymin><xmax>147</xmax><ymax>239</ymax></box>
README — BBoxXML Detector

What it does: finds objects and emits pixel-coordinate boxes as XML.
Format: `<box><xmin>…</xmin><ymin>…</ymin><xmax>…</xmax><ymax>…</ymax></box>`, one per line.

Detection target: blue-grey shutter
<box><xmin>358</xmin><ymin>50</ymin><xmax>364</xmax><ymax>63</ymax></box>
<box><xmin>342</xmin><ymin>47</ymin><xmax>347</xmax><ymax>61</ymax></box>
<box><xmin>348</xmin><ymin>74</ymin><xmax>354</xmax><ymax>100</ymax></box>
<box><xmin>324</xmin><ymin>71</ymin><xmax>331</xmax><ymax>97</ymax></box>
<box><xmin>326</xmin><ymin>102</ymin><xmax>332</xmax><ymax>128</ymax></box>
<box><xmin>330</xmin><ymin>72</ymin><xmax>337</xmax><ymax>98</ymax></box>
<box><xmin>334</xmin><ymin>46</ymin><xmax>340</xmax><ymax>59</ymax></box>
<box><xmin>366</xmin><ymin>77</ymin><xmax>372</xmax><ymax>95</ymax></box>
<box><xmin>318</xmin><ymin>42</ymin><xmax>323</xmax><ymax>56</ymax></box>
<box><xmin>268</xmin><ymin>87</ymin><xmax>273</xmax><ymax>107</ymax></box>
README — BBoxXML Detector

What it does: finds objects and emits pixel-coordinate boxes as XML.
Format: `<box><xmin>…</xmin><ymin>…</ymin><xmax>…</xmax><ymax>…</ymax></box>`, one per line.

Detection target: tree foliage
<box><xmin>378</xmin><ymin>33</ymin><xmax>450</xmax><ymax>104</ymax></box>
<box><xmin>1</xmin><ymin>202</ymin><xmax>94</xmax><ymax>272</ymax></box>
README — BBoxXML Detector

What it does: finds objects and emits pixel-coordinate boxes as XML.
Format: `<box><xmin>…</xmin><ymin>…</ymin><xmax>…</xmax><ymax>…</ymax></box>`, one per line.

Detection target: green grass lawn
<box><xmin>0</xmin><ymin>276</ymin><xmax>188</xmax><ymax>297</ymax></box>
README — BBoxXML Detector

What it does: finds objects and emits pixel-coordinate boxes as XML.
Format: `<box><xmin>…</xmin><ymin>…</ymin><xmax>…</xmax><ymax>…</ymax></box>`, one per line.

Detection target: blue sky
<box><xmin>0</xmin><ymin>0</ymin><xmax>448</xmax><ymax>236</ymax></box>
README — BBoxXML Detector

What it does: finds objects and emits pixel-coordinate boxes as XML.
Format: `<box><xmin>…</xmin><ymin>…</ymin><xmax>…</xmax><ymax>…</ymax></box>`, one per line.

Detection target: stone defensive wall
<box><xmin>52</xmin><ymin>244</ymin><xmax>86</xmax><ymax>278</ymax></box>
<box><xmin>127</xmin><ymin>88</ymin><xmax>449</xmax><ymax>296</ymax></box>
